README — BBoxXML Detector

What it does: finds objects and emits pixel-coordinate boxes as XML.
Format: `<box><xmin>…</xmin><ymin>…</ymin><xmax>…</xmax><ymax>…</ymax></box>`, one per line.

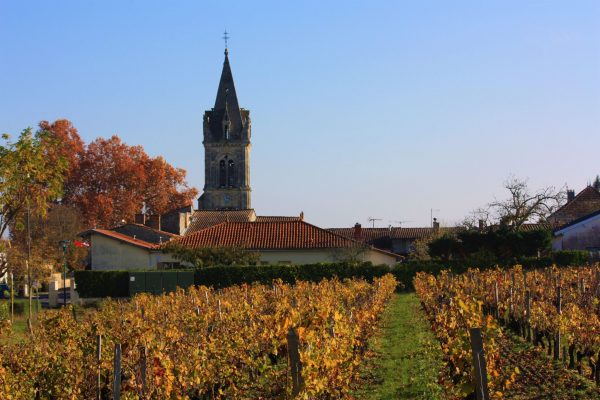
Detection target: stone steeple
<box><xmin>198</xmin><ymin>49</ymin><xmax>252</xmax><ymax>210</ymax></box>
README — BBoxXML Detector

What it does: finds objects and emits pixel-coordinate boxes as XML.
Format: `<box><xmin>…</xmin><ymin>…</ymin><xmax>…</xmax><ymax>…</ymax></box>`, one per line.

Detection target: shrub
<box><xmin>552</xmin><ymin>250</ymin><xmax>589</xmax><ymax>266</ymax></box>
<box><xmin>74</xmin><ymin>270</ymin><xmax>129</xmax><ymax>298</ymax></box>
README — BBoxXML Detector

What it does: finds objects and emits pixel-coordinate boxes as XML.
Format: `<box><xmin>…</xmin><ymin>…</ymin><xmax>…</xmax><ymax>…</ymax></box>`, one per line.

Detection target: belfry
<box><xmin>198</xmin><ymin>48</ymin><xmax>252</xmax><ymax>210</ymax></box>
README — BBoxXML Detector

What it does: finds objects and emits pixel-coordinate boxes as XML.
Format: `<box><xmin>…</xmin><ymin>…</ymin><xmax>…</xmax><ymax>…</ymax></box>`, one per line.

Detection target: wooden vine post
<box><xmin>525</xmin><ymin>290</ymin><xmax>531</xmax><ymax>342</ymax></box>
<box><xmin>113</xmin><ymin>343</ymin><xmax>122</xmax><ymax>400</ymax></box>
<box><xmin>469</xmin><ymin>327</ymin><xmax>490</xmax><ymax>400</ymax></box>
<box><xmin>554</xmin><ymin>286</ymin><xmax>561</xmax><ymax>360</ymax></box>
<box><xmin>494</xmin><ymin>281</ymin><xmax>499</xmax><ymax>319</ymax></box>
<box><xmin>96</xmin><ymin>335</ymin><xmax>102</xmax><ymax>400</ymax></box>
<box><xmin>287</xmin><ymin>327</ymin><xmax>305</xmax><ymax>396</ymax></box>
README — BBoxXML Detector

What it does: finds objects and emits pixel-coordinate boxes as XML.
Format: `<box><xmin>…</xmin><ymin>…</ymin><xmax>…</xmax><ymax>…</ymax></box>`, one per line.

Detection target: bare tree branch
<box><xmin>488</xmin><ymin>176</ymin><xmax>565</xmax><ymax>230</ymax></box>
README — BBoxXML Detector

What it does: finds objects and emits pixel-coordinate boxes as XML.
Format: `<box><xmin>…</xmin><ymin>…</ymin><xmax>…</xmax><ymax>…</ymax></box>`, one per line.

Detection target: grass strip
<box><xmin>356</xmin><ymin>292</ymin><xmax>444</xmax><ymax>399</ymax></box>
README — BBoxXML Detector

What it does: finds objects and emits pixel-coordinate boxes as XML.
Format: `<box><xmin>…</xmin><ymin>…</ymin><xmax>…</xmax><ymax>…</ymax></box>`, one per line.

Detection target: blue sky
<box><xmin>1</xmin><ymin>1</ymin><xmax>599</xmax><ymax>228</ymax></box>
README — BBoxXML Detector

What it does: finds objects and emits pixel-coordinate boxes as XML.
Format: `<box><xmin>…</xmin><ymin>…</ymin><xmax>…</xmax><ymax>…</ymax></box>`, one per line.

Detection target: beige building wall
<box><xmin>91</xmin><ymin>234</ymin><xmax>153</xmax><ymax>270</ymax></box>
<box><xmin>258</xmin><ymin>248</ymin><xmax>396</xmax><ymax>266</ymax></box>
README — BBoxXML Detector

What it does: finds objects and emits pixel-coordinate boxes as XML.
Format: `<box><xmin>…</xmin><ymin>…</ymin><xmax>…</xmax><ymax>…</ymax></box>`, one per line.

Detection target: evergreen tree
<box><xmin>593</xmin><ymin>175</ymin><xmax>600</xmax><ymax>191</ymax></box>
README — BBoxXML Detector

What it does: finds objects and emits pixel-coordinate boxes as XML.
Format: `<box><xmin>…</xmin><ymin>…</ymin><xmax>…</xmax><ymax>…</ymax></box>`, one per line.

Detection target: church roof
<box><xmin>210</xmin><ymin>50</ymin><xmax>243</xmax><ymax>135</ymax></box>
<box><xmin>547</xmin><ymin>186</ymin><xmax>600</xmax><ymax>225</ymax></box>
<box><xmin>185</xmin><ymin>209</ymin><xmax>257</xmax><ymax>234</ymax></box>
<box><xmin>171</xmin><ymin>220</ymin><xmax>394</xmax><ymax>253</ymax></box>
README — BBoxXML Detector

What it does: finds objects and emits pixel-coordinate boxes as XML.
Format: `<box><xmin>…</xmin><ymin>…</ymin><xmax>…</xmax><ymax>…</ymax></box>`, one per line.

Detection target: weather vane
<box><xmin>222</xmin><ymin>30</ymin><xmax>230</xmax><ymax>50</ymax></box>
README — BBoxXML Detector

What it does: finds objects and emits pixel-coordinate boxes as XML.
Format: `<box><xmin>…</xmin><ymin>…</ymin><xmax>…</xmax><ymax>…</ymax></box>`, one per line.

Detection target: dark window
<box><xmin>219</xmin><ymin>160</ymin><xmax>226</xmax><ymax>188</ymax></box>
<box><xmin>228</xmin><ymin>160</ymin><xmax>235</xmax><ymax>187</ymax></box>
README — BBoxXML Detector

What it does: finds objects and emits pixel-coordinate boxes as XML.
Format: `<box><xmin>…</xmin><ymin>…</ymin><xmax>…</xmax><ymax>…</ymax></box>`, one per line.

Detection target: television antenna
<box><xmin>368</xmin><ymin>217</ymin><xmax>382</xmax><ymax>228</ymax></box>
<box><xmin>430</xmin><ymin>208</ymin><xmax>440</xmax><ymax>228</ymax></box>
<box><xmin>390</xmin><ymin>220</ymin><xmax>413</xmax><ymax>227</ymax></box>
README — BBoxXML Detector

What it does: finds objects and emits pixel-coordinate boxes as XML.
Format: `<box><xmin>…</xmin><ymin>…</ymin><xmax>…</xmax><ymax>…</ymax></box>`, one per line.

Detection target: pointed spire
<box><xmin>213</xmin><ymin>49</ymin><xmax>242</xmax><ymax>132</ymax></box>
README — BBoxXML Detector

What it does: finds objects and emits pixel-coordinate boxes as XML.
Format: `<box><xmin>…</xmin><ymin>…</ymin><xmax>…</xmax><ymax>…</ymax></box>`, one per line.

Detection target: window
<box><xmin>219</xmin><ymin>160</ymin><xmax>226</xmax><ymax>188</ymax></box>
<box><xmin>227</xmin><ymin>160</ymin><xmax>235</xmax><ymax>187</ymax></box>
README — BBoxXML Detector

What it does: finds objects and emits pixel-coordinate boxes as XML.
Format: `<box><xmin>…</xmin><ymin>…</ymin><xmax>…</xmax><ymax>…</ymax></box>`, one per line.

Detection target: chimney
<box><xmin>353</xmin><ymin>223</ymin><xmax>362</xmax><ymax>240</ymax></box>
<box><xmin>433</xmin><ymin>218</ymin><xmax>440</xmax><ymax>232</ymax></box>
<box><xmin>147</xmin><ymin>215</ymin><xmax>161</xmax><ymax>230</ymax></box>
<box><xmin>478</xmin><ymin>219</ymin><xmax>485</xmax><ymax>232</ymax></box>
<box><xmin>567</xmin><ymin>190</ymin><xmax>575</xmax><ymax>203</ymax></box>
<box><xmin>134</xmin><ymin>213</ymin><xmax>146</xmax><ymax>225</ymax></box>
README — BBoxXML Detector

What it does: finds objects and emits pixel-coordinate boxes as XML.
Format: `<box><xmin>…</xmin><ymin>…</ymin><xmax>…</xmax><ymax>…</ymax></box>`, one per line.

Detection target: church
<box><xmin>81</xmin><ymin>48</ymin><xmax>398</xmax><ymax>269</ymax></box>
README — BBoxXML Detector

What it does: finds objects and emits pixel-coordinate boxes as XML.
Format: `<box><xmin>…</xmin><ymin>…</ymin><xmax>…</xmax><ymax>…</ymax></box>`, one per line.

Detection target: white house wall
<box><xmin>553</xmin><ymin>214</ymin><xmax>600</xmax><ymax>251</ymax></box>
<box><xmin>91</xmin><ymin>234</ymin><xmax>153</xmax><ymax>270</ymax></box>
<box><xmin>259</xmin><ymin>249</ymin><xmax>396</xmax><ymax>266</ymax></box>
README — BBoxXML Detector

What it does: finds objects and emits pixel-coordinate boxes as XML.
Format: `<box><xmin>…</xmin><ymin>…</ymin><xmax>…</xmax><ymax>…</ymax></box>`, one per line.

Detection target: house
<box><xmin>79</xmin><ymin>226</ymin><xmax>181</xmax><ymax>270</ymax></box>
<box><xmin>329</xmin><ymin>220</ymin><xmax>457</xmax><ymax>256</ymax></box>
<box><xmin>171</xmin><ymin>220</ymin><xmax>399</xmax><ymax>266</ymax></box>
<box><xmin>553</xmin><ymin>209</ymin><xmax>600</xmax><ymax>253</ymax></box>
<box><xmin>184</xmin><ymin>209</ymin><xmax>302</xmax><ymax>235</ymax></box>
<box><xmin>547</xmin><ymin>186</ymin><xmax>600</xmax><ymax>226</ymax></box>
<box><xmin>78</xmin><ymin>49</ymin><xmax>399</xmax><ymax>270</ymax></box>
<box><xmin>133</xmin><ymin>204</ymin><xmax>194</xmax><ymax>235</ymax></box>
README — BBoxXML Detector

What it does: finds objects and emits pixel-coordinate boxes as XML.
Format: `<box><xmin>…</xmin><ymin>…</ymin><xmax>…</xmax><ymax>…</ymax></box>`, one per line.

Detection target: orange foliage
<box><xmin>41</xmin><ymin>119</ymin><xmax>198</xmax><ymax>228</ymax></box>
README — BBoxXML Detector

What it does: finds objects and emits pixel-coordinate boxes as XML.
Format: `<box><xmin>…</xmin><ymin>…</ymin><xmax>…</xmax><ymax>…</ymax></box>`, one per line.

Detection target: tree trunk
<box><xmin>26</xmin><ymin>260</ymin><xmax>33</xmax><ymax>335</ymax></box>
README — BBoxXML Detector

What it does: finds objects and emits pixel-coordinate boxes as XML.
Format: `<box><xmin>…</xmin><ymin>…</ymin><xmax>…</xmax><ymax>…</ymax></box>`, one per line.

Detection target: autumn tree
<box><xmin>38</xmin><ymin>120</ymin><xmax>84</xmax><ymax>177</ymax></box>
<box><xmin>9</xmin><ymin>204</ymin><xmax>87</xmax><ymax>272</ymax></box>
<box><xmin>62</xmin><ymin>135</ymin><xmax>197</xmax><ymax>228</ymax></box>
<box><xmin>0</xmin><ymin>128</ymin><xmax>68</xmax><ymax>324</ymax></box>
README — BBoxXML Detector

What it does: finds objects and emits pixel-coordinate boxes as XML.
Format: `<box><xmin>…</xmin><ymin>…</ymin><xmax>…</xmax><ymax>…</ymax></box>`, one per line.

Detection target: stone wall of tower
<box><xmin>198</xmin><ymin>50</ymin><xmax>252</xmax><ymax>211</ymax></box>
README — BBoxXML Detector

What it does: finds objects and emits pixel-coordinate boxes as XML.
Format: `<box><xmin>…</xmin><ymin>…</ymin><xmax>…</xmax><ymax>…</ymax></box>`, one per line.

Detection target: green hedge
<box><xmin>194</xmin><ymin>262</ymin><xmax>393</xmax><ymax>289</ymax></box>
<box><xmin>74</xmin><ymin>270</ymin><xmax>129</xmax><ymax>298</ymax></box>
<box><xmin>552</xmin><ymin>250</ymin><xmax>589</xmax><ymax>266</ymax></box>
<box><xmin>0</xmin><ymin>299</ymin><xmax>40</xmax><ymax>317</ymax></box>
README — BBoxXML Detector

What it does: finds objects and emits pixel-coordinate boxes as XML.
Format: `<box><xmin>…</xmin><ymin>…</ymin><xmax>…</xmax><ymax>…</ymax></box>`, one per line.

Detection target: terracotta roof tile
<box><xmin>83</xmin><ymin>229</ymin><xmax>159</xmax><ymax>250</ymax></box>
<box><xmin>172</xmin><ymin>221</ymin><xmax>376</xmax><ymax>250</ymax></box>
<box><xmin>185</xmin><ymin>209</ymin><xmax>256</xmax><ymax>234</ymax></box>
<box><xmin>255</xmin><ymin>216</ymin><xmax>302</xmax><ymax>222</ymax></box>
<box><xmin>328</xmin><ymin>227</ymin><xmax>457</xmax><ymax>242</ymax></box>
<box><xmin>113</xmin><ymin>223</ymin><xmax>179</xmax><ymax>238</ymax></box>
<box><xmin>548</xmin><ymin>186</ymin><xmax>600</xmax><ymax>226</ymax></box>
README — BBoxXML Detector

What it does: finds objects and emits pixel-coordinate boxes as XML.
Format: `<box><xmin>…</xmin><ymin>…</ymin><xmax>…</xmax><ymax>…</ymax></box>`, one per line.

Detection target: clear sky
<box><xmin>1</xmin><ymin>1</ymin><xmax>599</xmax><ymax>228</ymax></box>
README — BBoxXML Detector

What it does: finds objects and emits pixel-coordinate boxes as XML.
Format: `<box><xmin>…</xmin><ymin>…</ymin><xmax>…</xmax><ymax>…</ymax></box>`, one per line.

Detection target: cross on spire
<box><xmin>222</xmin><ymin>30</ymin><xmax>230</xmax><ymax>54</ymax></box>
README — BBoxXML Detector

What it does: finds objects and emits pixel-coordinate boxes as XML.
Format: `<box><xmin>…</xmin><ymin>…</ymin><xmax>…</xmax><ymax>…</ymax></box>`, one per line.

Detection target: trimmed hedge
<box><xmin>74</xmin><ymin>270</ymin><xmax>129</xmax><ymax>298</ymax></box>
<box><xmin>74</xmin><ymin>251</ymin><xmax>591</xmax><ymax>297</ymax></box>
<box><xmin>0</xmin><ymin>299</ymin><xmax>40</xmax><ymax>317</ymax></box>
<box><xmin>194</xmin><ymin>262</ymin><xmax>393</xmax><ymax>289</ymax></box>
<box><xmin>552</xmin><ymin>250</ymin><xmax>589</xmax><ymax>266</ymax></box>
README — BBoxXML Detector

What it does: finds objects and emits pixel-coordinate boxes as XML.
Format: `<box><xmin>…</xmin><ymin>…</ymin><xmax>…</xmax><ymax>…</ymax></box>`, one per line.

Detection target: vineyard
<box><xmin>0</xmin><ymin>275</ymin><xmax>397</xmax><ymax>399</ymax></box>
<box><xmin>415</xmin><ymin>264</ymin><xmax>600</xmax><ymax>399</ymax></box>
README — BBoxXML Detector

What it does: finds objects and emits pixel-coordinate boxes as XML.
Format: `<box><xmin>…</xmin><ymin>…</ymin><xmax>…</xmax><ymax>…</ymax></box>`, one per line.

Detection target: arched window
<box><xmin>219</xmin><ymin>160</ymin><xmax>226</xmax><ymax>188</ymax></box>
<box><xmin>227</xmin><ymin>160</ymin><xmax>235</xmax><ymax>187</ymax></box>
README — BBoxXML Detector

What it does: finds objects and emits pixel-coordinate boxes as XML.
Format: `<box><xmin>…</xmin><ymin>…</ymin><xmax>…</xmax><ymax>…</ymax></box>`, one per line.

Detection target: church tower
<box><xmin>198</xmin><ymin>48</ymin><xmax>252</xmax><ymax>210</ymax></box>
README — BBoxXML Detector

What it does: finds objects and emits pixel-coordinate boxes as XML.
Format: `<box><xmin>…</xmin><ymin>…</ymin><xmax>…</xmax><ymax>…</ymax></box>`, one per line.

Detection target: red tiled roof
<box><xmin>113</xmin><ymin>223</ymin><xmax>179</xmax><ymax>238</ymax></box>
<box><xmin>82</xmin><ymin>229</ymin><xmax>159</xmax><ymax>250</ymax></box>
<box><xmin>328</xmin><ymin>227</ymin><xmax>457</xmax><ymax>241</ymax></box>
<box><xmin>256</xmin><ymin>216</ymin><xmax>302</xmax><ymax>222</ymax></box>
<box><xmin>185</xmin><ymin>209</ymin><xmax>256</xmax><ymax>234</ymax></box>
<box><xmin>171</xmin><ymin>221</ymin><xmax>379</xmax><ymax>251</ymax></box>
<box><xmin>515</xmin><ymin>223</ymin><xmax>554</xmax><ymax>232</ymax></box>
<box><xmin>547</xmin><ymin>186</ymin><xmax>600</xmax><ymax>226</ymax></box>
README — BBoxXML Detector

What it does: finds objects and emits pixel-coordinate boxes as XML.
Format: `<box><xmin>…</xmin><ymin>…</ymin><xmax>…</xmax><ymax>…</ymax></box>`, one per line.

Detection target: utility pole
<box><xmin>59</xmin><ymin>240</ymin><xmax>70</xmax><ymax>307</ymax></box>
